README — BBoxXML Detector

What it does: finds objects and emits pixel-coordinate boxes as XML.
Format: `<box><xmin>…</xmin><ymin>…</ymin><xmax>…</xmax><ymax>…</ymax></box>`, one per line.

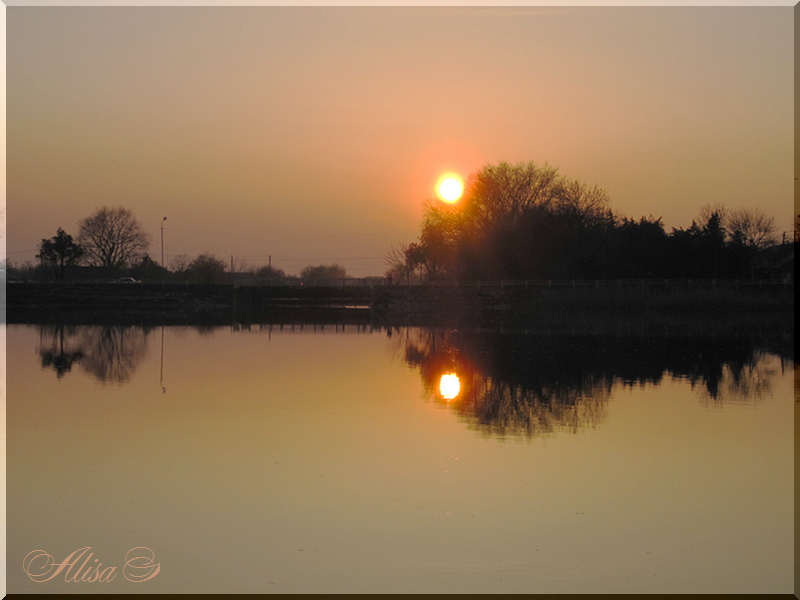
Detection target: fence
<box><xmin>241</xmin><ymin>278</ymin><xmax>792</xmax><ymax>290</ymax></box>
<box><xmin>418</xmin><ymin>279</ymin><xmax>792</xmax><ymax>290</ymax></box>
<box><xmin>10</xmin><ymin>277</ymin><xmax>792</xmax><ymax>291</ymax></box>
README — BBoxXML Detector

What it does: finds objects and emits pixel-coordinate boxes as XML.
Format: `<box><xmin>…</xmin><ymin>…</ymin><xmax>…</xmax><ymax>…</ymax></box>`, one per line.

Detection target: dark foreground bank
<box><xmin>3</xmin><ymin>280</ymin><xmax>794</xmax><ymax>329</ymax></box>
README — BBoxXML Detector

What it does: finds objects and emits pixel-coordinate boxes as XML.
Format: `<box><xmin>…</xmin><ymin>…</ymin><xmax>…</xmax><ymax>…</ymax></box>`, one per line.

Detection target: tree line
<box><xmin>386</xmin><ymin>161</ymin><xmax>790</xmax><ymax>283</ymax></box>
<box><xmin>11</xmin><ymin>206</ymin><xmax>352</xmax><ymax>285</ymax></box>
<box><xmin>11</xmin><ymin>171</ymin><xmax>792</xmax><ymax>285</ymax></box>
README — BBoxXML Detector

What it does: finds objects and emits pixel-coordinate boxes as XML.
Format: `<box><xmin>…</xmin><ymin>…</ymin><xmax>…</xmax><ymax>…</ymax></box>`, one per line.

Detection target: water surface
<box><xmin>7</xmin><ymin>323</ymin><xmax>794</xmax><ymax>593</ymax></box>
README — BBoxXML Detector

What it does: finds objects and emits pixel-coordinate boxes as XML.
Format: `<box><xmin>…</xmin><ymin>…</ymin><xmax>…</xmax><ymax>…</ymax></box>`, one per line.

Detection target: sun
<box><xmin>436</xmin><ymin>174</ymin><xmax>464</xmax><ymax>204</ymax></box>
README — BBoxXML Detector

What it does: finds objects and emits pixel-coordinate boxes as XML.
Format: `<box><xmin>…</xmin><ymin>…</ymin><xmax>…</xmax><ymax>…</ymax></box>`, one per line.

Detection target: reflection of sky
<box><xmin>6</xmin><ymin>325</ymin><xmax>794</xmax><ymax>594</ymax></box>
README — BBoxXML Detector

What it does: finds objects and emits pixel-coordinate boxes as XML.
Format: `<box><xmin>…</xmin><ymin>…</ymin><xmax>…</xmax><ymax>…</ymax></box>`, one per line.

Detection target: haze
<box><xmin>5</xmin><ymin>6</ymin><xmax>794</xmax><ymax>277</ymax></box>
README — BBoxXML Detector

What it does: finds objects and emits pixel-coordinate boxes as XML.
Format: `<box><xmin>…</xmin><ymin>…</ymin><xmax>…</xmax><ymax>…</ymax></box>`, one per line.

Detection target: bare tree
<box><xmin>385</xmin><ymin>243</ymin><xmax>415</xmax><ymax>284</ymax></box>
<box><xmin>555</xmin><ymin>180</ymin><xmax>613</xmax><ymax>228</ymax></box>
<box><xmin>170</xmin><ymin>254</ymin><xmax>192</xmax><ymax>273</ymax></box>
<box><xmin>699</xmin><ymin>202</ymin><xmax>729</xmax><ymax>228</ymax></box>
<box><xmin>728</xmin><ymin>207</ymin><xmax>777</xmax><ymax>249</ymax></box>
<box><xmin>78</xmin><ymin>206</ymin><xmax>150</xmax><ymax>269</ymax></box>
<box><xmin>230</xmin><ymin>256</ymin><xmax>254</xmax><ymax>274</ymax></box>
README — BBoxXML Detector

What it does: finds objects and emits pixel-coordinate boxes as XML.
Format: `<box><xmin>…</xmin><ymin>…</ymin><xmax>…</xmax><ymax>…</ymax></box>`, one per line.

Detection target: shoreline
<box><xmin>4</xmin><ymin>280</ymin><xmax>793</xmax><ymax>331</ymax></box>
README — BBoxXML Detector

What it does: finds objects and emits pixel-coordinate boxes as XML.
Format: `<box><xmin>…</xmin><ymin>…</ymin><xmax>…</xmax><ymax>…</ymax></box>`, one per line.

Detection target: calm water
<box><xmin>6</xmin><ymin>322</ymin><xmax>794</xmax><ymax>594</ymax></box>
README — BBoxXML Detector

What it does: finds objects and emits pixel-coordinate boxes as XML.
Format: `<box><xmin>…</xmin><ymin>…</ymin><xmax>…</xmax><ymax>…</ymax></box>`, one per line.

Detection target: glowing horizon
<box><xmin>5</xmin><ymin>7</ymin><xmax>794</xmax><ymax>277</ymax></box>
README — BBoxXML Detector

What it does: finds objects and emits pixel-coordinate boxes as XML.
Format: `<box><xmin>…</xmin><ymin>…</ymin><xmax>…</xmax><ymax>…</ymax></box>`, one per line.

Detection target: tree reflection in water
<box><xmin>38</xmin><ymin>324</ymin><xmax>151</xmax><ymax>384</ymax></box>
<box><xmin>38</xmin><ymin>324</ymin><xmax>85</xmax><ymax>379</ymax></box>
<box><xmin>396</xmin><ymin>327</ymin><xmax>788</xmax><ymax>439</ymax></box>
<box><xmin>399</xmin><ymin>328</ymin><xmax>611</xmax><ymax>438</ymax></box>
<box><xmin>691</xmin><ymin>352</ymin><xmax>778</xmax><ymax>406</ymax></box>
<box><xmin>34</xmin><ymin>322</ymin><xmax>787</xmax><ymax>415</ymax></box>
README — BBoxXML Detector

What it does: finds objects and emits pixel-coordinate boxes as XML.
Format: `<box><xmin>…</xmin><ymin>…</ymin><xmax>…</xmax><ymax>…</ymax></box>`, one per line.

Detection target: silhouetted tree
<box><xmin>554</xmin><ymin>179</ymin><xmax>614</xmax><ymax>229</ymax></box>
<box><xmin>300</xmin><ymin>264</ymin><xmax>347</xmax><ymax>285</ymax></box>
<box><xmin>727</xmin><ymin>208</ymin><xmax>777</xmax><ymax>280</ymax></box>
<box><xmin>385</xmin><ymin>243</ymin><xmax>417</xmax><ymax>284</ymax></box>
<box><xmin>417</xmin><ymin>205</ymin><xmax>458</xmax><ymax>280</ymax></box>
<box><xmin>170</xmin><ymin>254</ymin><xmax>192</xmax><ymax>273</ymax></box>
<box><xmin>697</xmin><ymin>209</ymin><xmax>727</xmax><ymax>278</ymax></box>
<box><xmin>398</xmin><ymin>162</ymin><xmax>616</xmax><ymax>281</ymax></box>
<box><xmin>698</xmin><ymin>203</ymin><xmax>729</xmax><ymax>230</ymax></box>
<box><xmin>459</xmin><ymin>162</ymin><xmax>562</xmax><ymax>237</ymax></box>
<box><xmin>255</xmin><ymin>265</ymin><xmax>287</xmax><ymax>280</ymax></box>
<box><xmin>666</xmin><ymin>205</ymin><xmax>754</xmax><ymax>279</ymax></box>
<box><xmin>255</xmin><ymin>265</ymin><xmax>292</xmax><ymax>285</ymax></box>
<box><xmin>490</xmin><ymin>163</ymin><xmax>609</xmax><ymax>279</ymax></box>
<box><xmin>78</xmin><ymin>206</ymin><xmax>150</xmax><ymax>269</ymax></box>
<box><xmin>130</xmin><ymin>254</ymin><xmax>169</xmax><ymax>281</ymax></box>
<box><xmin>230</xmin><ymin>256</ymin><xmax>252</xmax><ymax>274</ymax></box>
<box><xmin>395</xmin><ymin>161</ymin><xmax>780</xmax><ymax>282</ymax></box>
<box><xmin>614</xmin><ymin>216</ymin><xmax>668</xmax><ymax>278</ymax></box>
<box><xmin>36</xmin><ymin>228</ymin><xmax>85</xmax><ymax>279</ymax></box>
<box><xmin>728</xmin><ymin>207</ymin><xmax>777</xmax><ymax>250</ymax></box>
<box><xmin>184</xmin><ymin>254</ymin><xmax>227</xmax><ymax>284</ymax></box>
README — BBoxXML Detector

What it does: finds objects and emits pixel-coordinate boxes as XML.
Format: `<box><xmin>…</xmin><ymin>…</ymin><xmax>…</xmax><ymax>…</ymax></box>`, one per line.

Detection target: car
<box><xmin>114</xmin><ymin>277</ymin><xmax>141</xmax><ymax>284</ymax></box>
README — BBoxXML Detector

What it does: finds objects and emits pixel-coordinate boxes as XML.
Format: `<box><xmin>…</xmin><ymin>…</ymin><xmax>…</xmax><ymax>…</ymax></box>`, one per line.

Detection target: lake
<box><xmin>5</xmin><ymin>321</ymin><xmax>794</xmax><ymax>594</ymax></box>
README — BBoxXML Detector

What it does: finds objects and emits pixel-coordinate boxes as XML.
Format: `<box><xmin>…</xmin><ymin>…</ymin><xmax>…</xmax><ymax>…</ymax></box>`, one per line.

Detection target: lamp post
<box><xmin>161</xmin><ymin>217</ymin><xmax>167</xmax><ymax>268</ymax></box>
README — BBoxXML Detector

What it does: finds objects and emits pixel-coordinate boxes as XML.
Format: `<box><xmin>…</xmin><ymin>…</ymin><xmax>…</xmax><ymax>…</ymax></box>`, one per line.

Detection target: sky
<box><xmin>3</xmin><ymin>3</ymin><xmax>795</xmax><ymax>277</ymax></box>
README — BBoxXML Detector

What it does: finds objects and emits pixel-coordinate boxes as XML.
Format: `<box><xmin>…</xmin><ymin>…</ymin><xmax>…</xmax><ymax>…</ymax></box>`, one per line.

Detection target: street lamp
<box><xmin>161</xmin><ymin>217</ymin><xmax>167</xmax><ymax>268</ymax></box>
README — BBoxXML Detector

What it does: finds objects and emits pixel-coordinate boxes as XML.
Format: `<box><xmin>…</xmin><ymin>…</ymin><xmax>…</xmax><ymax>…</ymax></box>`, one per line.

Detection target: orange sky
<box><xmin>4</xmin><ymin>5</ymin><xmax>795</xmax><ymax>276</ymax></box>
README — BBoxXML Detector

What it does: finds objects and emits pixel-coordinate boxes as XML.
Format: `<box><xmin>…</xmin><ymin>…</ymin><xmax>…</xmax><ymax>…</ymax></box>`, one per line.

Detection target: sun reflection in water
<box><xmin>439</xmin><ymin>372</ymin><xmax>461</xmax><ymax>401</ymax></box>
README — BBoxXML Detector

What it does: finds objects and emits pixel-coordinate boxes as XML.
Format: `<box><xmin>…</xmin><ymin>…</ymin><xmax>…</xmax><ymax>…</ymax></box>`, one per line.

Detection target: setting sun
<box><xmin>437</xmin><ymin>175</ymin><xmax>464</xmax><ymax>204</ymax></box>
